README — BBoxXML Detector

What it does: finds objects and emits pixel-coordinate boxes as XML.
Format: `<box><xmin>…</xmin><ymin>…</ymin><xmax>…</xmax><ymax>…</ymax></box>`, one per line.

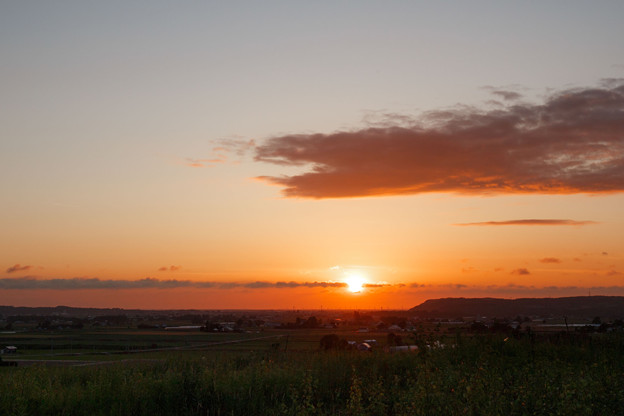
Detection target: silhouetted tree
<box><xmin>470</xmin><ymin>321</ymin><xmax>488</xmax><ymax>333</ymax></box>
<box><xmin>37</xmin><ymin>320</ymin><xmax>51</xmax><ymax>329</ymax></box>
<box><xmin>320</xmin><ymin>334</ymin><xmax>341</xmax><ymax>350</ymax></box>
<box><xmin>302</xmin><ymin>316</ymin><xmax>319</xmax><ymax>328</ymax></box>
<box><xmin>387</xmin><ymin>332</ymin><xmax>403</xmax><ymax>346</ymax></box>
<box><xmin>490</xmin><ymin>322</ymin><xmax>512</xmax><ymax>334</ymax></box>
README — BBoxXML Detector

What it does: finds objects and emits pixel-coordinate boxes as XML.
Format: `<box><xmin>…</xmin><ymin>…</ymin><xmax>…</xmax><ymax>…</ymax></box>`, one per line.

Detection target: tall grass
<box><xmin>2</xmin><ymin>333</ymin><xmax>623</xmax><ymax>415</ymax></box>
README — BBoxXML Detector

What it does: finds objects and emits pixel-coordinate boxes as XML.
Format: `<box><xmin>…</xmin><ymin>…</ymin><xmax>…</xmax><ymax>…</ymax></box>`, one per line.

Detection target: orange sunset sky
<box><xmin>2</xmin><ymin>2</ymin><xmax>624</xmax><ymax>309</ymax></box>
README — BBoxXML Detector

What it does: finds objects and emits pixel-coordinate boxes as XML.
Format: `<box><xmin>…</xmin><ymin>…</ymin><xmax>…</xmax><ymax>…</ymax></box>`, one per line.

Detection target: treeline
<box><xmin>1</xmin><ymin>314</ymin><xmax>132</xmax><ymax>330</ymax></box>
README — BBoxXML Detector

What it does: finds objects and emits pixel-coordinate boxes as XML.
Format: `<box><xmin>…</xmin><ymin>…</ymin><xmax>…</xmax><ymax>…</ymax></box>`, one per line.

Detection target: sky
<box><xmin>1</xmin><ymin>1</ymin><xmax>624</xmax><ymax>309</ymax></box>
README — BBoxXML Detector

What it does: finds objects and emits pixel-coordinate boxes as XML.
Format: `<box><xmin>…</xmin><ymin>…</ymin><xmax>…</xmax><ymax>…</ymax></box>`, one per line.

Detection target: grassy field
<box><xmin>2</xmin><ymin>327</ymin><xmax>624</xmax><ymax>415</ymax></box>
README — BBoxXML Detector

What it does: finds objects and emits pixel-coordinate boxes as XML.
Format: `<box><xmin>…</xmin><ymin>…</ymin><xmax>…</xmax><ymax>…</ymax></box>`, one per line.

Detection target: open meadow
<box><xmin>2</xmin><ymin>322</ymin><xmax>624</xmax><ymax>415</ymax></box>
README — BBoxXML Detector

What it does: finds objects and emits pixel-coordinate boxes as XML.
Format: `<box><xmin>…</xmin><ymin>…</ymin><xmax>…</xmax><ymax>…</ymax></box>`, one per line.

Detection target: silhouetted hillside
<box><xmin>409</xmin><ymin>296</ymin><xmax>624</xmax><ymax>319</ymax></box>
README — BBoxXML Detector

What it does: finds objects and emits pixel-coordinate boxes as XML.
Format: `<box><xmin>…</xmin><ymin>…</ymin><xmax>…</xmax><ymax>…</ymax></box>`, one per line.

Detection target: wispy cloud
<box><xmin>490</xmin><ymin>90</ymin><xmax>523</xmax><ymax>101</ymax></box>
<box><xmin>539</xmin><ymin>257</ymin><xmax>562</xmax><ymax>264</ymax></box>
<box><xmin>410</xmin><ymin>283</ymin><xmax>427</xmax><ymax>288</ymax></box>
<box><xmin>158</xmin><ymin>265</ymin><xmax>182</xmax><ymax>272</ymax></box>
<box><xmin>187</xmin><ymin>138</ymin><xmax>255</xmax><ymax>167</ymax></box>
<box><xmin>363</xmin><ymin>282</ymin><xmax>405</xmax><ymax>288</ymax></box>
<box><xmin>213</xmin><ymin>138</ymin><xmax>256</xmax><ymax>156</ymax></box>
<box><xmin>241</xmin><ymin>281</ymin><xmax>347</xmax><ymax>289</ymax></box>
<box><xmin>6</xmin><ymin>264</ymin><xmax>32</xmax><ymax>274</ymax></box>
<box><xmin>185</xmin><ymin>158</ymin><xmax>225</xmax><ymax>168</ymax></box>
<box><xmin>455</xmin><ymin>219</ymin><xmax>597</xmax><ymax>226</ymax></box>
<box><xmin>480</xmin><ymin>85</ymin><xmax>526</xmax><ymax>102</ymax></box>
<box><xmin>511</xmin><ymin>268</ymin><xmax>531</xmax><ymax>275</ymax></box>
<box><xmin>255</xmin><ymin>81</ymin><xmax>624</xmax><ymax>198</ymax></box>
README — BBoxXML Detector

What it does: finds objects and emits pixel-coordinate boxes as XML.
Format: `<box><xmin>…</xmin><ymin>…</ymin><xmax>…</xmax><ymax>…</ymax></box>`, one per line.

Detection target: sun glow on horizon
<box><xmin>345</xmin><ymin>272</ymin><xmax>366</xmax><ymax>293</ymax></box>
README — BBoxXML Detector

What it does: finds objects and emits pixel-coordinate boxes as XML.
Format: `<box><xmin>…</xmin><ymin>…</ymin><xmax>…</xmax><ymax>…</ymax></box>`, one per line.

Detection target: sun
<box><xmin>345</xmin><ymin>273</ymin><xmax>366</xmax><ymax>293</ymax></box>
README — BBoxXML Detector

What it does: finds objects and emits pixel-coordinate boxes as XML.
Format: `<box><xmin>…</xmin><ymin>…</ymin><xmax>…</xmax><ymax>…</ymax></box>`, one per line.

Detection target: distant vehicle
<box><xmin>356</xmin><ymin>343</ymin><xmax>372</xmax><ymax>351</ymax></box>
<box><xmin>1</xmin><ymin>346</ymin><xmax>17</xmax><ymax>354</ymax></box>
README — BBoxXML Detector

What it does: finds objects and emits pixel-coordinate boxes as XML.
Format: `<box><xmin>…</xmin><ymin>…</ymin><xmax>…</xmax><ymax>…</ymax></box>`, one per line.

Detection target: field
<box><xmin>2</xmin><ymin>323</ymin><xmax>624</xmax><ymax>415</ymax></box>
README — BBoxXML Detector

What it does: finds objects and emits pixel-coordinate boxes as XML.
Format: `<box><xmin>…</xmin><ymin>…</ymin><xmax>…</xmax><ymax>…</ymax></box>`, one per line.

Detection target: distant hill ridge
<box><xmin>409</xmin><ymin>296</ymin><xmax>624</xmax><ymax>319</ymax></box>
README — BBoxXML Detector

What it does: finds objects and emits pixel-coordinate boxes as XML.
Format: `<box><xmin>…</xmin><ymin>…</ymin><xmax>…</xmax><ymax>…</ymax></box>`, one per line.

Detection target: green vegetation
<box><xmin>0</xmin><ymin>329</ymin><xmax>279</xmax><ymax>358</ymax></box>
<box><xmin>2</xmin><ymin>331</ymin><xmax>624</xmax><ymax>415</ymax></box>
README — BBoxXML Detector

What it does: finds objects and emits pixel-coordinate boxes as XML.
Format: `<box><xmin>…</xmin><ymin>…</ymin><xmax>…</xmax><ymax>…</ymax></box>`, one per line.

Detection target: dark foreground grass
<box><xmin>2</xmin><ymin>333</ymin><xmax>624</xmax><ymax>415</ymax></box>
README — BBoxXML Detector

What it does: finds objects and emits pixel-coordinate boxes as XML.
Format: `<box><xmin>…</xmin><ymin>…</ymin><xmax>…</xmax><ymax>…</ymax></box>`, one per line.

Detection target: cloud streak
<box><xmin>0</xmin><ymin>277</ymin><xmax>348</xmax><ymax>290</ymax></box>
<box><xmin>540</xmin><ymin>257</ymin><xmax>562</xmax><ymax>264</ymax></box>
<box><xmin>255</xmin><ymin>81</ymin><xmax>624</xmax><ymax>198</ymax></box>
<box><xmin>3</xmin><ymin>278</ymin><xmax>624</xmax><ymax>299</ymax></box>
<box><xmin>6</xmin><ymin>264</ymin><xmax>32</xmax><ymax>273</ymax></box>
<box><xmin>455</xmin><ymin>219</ymin><xmax>597</xmax><ymax>226</ymax></box>
<box><xmin>363</xmin><ymin>282</ymin><xmax>405</xmax><ymax>288</ymax></box>
<box><xmin>187</xmin><ymin>138</ymin><xmax>256</xmax><ymax>167</ymax></box>
<box><xmin>158</xmin><ymin>265</ymin><xmax>182</xmax><ymax>272</ymax></box>
<box><xmin>185</xmin><ymin>158</ymin><xmax>225</xmax><ymax>168</ymax></box>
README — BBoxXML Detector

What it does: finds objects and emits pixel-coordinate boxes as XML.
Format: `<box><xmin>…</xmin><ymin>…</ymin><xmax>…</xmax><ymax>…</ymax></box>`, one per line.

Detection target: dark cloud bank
<box><xmin>3</xmin><ymin>278</ymin><xmax>623</xmax><ymax>296</ymax></box>
<box><xmin>255</xmin><ymin>81</ymin><xmax>624</xmax><ymax>198</ymax></box>
<box><xmin>0</xmin><ymin>277</ymin><xmax>348</xmax><ymax>290</ymax></box>
<box><xmin>0</xmin><ymin>277</ymin><xmax>409</xmax><ymax>291</ymax></box>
